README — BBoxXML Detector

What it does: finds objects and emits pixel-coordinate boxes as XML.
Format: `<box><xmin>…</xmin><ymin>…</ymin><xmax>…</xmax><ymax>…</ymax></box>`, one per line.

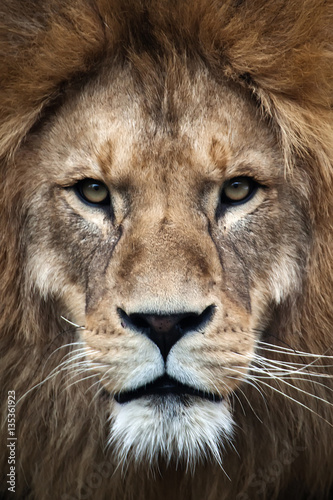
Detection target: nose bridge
<box><xmin>114</xmin><ymin>206</ymin><xmax>216</xmax><ymax>312</ymax></box>
<box><xmin>142</xmin><ymin>209</ymin><xmax>209</xmax><ymax>275</ymax></box>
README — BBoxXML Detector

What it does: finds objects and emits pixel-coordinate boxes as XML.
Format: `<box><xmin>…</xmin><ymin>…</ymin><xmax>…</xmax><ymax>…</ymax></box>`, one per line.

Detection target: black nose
<box><xmin>118</xmin><ymin>306</ymin><xmax>214</xmax><ymax>361</ymax></box>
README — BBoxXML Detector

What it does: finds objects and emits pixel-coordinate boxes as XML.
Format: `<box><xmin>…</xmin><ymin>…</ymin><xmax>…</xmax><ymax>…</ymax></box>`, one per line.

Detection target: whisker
<box><xmin>252</xmin><ymin>353</ymin><xmax>333</xmax><ymax>377</ymax></box>
<box><xmin>267</xmin><ymin>376</ymin><xmax>333</xmax><ymax>408</ymax></box>
<box><xmin>257</xmin><ymin>340</ymin><xmax>333</xmax><ymax>358</ymax></box>
<box><xmin>61</xmin><ymin>373</ymin><xmax>103</xmax><ymax>393</ymax></box>
<box><xmin>17</xmin><ymin>346</ymin><xmax>99</xmax><ymax>404</ymax></box>
<box><xmin>60</xmin><ymin>316</ymin><xmax>85</xmax><ymax>329</ymax></box>
<box><xmin>252</xmin><ymin>379</ymin><xmax>333</xmax><ymax>428</ymax></box>
<box><xmin>225</xmin><ymin>372</ymin><xmax>267</xmax><ymax>421</ymax></box>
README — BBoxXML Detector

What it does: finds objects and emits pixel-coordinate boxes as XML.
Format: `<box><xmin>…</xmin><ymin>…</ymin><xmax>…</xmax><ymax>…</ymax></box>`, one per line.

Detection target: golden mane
<box><xmin>0</xmin><ymin>1</ymin><xmax>332</xmax><ymax>499</ymax></box>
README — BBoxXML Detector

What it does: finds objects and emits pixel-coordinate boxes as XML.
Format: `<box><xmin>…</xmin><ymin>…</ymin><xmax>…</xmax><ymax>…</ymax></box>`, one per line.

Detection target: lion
<box><xmin>0</xmin><ymin>0</ymin><xmax>332</xmax><ymax>499</ymax></box>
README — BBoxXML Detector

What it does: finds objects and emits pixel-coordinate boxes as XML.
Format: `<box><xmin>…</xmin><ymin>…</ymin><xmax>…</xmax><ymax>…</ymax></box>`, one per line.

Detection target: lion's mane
<box><xmin>0</xmin><ymin>1</ymin><xmax>332</xmax><ymax>499</ymax></box>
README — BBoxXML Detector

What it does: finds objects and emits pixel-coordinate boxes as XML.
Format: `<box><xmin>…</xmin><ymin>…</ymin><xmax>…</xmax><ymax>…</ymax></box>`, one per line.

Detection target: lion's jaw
<box><xmin>22</xmin><ymin>66</ymin><xmax>309</xmax><ymax>467</ymax></box>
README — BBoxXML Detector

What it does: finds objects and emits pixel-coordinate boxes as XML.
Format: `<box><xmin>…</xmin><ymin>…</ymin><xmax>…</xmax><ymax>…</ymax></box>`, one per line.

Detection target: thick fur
<box><xmin>0</xmin><ymin>1</ymin><xmax>333</xmax><ymax>499</ymax></box>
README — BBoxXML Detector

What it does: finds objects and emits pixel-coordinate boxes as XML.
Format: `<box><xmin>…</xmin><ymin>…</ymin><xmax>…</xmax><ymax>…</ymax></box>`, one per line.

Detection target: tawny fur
<box><xmin>0</xmin><ymin>1</ymin><xmax>333</xmax><ymax>499</ymax></box>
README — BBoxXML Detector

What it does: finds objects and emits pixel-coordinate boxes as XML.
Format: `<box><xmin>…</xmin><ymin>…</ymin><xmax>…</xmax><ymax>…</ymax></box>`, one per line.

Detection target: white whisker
<box><xmin>253</xmin><ymin>379</ymin><xmax>333</xmax><ymax>428</ymax></box>
<box><xmin>257</xmin><ymin>340</ymin><xmax>333</xmax><ymax>359</ymax></box>
<box><xmin>60</xmin><ymin>316</ymin><xmax>85</xmax><ymax>329</ymax></box>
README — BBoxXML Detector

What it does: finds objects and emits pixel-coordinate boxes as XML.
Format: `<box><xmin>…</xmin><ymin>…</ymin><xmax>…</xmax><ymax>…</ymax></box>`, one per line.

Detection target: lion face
<box><xmin>20</xmin><ymin>65</ymin><xmax>309</xmax><ymax>466</ymax></box>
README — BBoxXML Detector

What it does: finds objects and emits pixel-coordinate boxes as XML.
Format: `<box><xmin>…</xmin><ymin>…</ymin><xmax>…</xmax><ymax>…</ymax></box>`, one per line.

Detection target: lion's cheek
<box><xmin>25</xmin><ymin>245</ymin><xmax>86</xmax><ymax>325</ymax></box>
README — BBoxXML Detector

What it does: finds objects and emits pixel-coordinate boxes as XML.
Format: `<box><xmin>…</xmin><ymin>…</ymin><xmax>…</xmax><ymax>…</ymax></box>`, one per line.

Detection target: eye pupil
<box><xmin>76</xmin><ymin>178</ymin><xmax>110</xmax><ymax>206</ymax></box>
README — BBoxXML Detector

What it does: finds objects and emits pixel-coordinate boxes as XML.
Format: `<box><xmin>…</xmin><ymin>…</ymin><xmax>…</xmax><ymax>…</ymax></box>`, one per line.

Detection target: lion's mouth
<box><xmin>114</xmin><ymin>374</ymin><xmax>223</xmax><ymax>404</ymax></box>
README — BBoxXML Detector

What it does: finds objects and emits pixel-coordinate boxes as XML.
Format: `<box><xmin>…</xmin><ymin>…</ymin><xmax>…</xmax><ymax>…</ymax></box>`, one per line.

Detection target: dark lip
<box><xmin>114</xmin><ymin>374</ymin><xmax>223</xmax><ymax>404</ymax></box>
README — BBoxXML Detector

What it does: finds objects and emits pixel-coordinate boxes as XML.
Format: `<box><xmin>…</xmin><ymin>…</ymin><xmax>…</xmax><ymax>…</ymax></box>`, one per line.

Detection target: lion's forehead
<box><xmin>39</xmin><ymin>66</ymin><xmax>282</xmax><ymax>191</ymax></box>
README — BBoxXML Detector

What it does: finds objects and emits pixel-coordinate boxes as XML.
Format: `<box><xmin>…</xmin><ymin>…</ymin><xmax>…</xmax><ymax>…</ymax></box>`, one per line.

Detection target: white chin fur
<box><xmin>108</xmin><ymin>395</ymin><xmax>233</xmax><ymax>470</ymax></box>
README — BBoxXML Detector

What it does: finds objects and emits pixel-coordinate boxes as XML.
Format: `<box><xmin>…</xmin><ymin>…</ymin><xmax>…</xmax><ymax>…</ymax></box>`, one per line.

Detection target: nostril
<box><xmin>178</xmin><ymin>306</ymin><xmax>215</xmax><ymax>334</ymax></box>
<box><xmin>118</xmin><ymin>309</ymin><xmax>150</xmax><ymax>333</ymax></box>
<box><xmin>128</xmin><ymin>313</ymin><xmax>151</xmax><ymax>331</ymax></box>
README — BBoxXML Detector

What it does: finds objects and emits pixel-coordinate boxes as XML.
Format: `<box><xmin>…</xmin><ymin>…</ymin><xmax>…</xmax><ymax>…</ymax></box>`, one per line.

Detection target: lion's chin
<box><xmin>108</xmin><ymin>395</ymin><xmax>233</xmax><ymax>470</ymax></box>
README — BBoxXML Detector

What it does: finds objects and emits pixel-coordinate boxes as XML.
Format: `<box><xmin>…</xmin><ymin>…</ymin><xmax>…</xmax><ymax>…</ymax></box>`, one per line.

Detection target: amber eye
<box><xmin>221</xmin><ymin>177</ymin><xmax>257</xmax><ymax>205</ymax></box>
<box><xmin>75</xmin><ymin>178</ymin><xmax>110</xmax><ymax>206</ymax></box>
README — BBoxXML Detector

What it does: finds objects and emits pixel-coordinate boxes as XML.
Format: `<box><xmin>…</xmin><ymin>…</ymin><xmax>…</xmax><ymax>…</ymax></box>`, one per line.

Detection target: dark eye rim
<box><xmin>74</xmin><ymin>178</ymin><xmax>111</xmax><ymax>208</ymax></box>
<box><xmin>220</xmin><ymin>176</ymin><xmax>259</xmax><ymax>206</ymax></box>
